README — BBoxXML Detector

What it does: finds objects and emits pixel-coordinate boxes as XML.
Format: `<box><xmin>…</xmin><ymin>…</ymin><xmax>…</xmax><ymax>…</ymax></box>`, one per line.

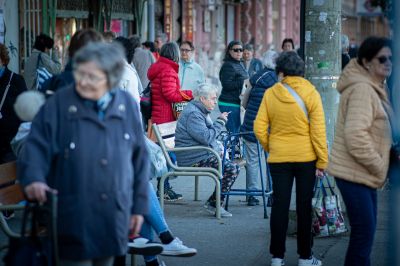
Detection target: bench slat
<box><xmin>0</xmin><ymin>162</ymin><xmax>25</xmax><ymax>205</ymax></box>
<box><xmin>0</xmin><ymin>161</ymin><xmax>17</xmax><ymax>186</ymax></box>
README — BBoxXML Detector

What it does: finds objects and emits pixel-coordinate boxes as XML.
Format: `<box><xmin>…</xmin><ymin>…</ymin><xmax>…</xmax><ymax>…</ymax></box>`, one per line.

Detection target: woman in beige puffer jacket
<box><xmin>327</xmin><ymin>37</ymin><xmax>392</xmax><ymax>266</ymax></box>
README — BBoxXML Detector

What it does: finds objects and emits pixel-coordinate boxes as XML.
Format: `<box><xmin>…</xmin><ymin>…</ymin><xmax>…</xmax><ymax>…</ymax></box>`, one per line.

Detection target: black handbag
<box><xmin>3</xmin><ymin>194</ymin><xmax>58</xmax><ymax>266</ymax></box>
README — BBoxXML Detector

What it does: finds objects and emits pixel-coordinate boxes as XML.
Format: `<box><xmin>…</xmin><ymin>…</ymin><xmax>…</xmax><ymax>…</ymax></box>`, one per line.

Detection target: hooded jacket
<box><xmin>327</xmin><ymin>59</ymin><xmax>392</xmax><ymax>188</ymax></box>
<box><xmin>241</xmin><ymin>67</ymin><xmax>277</xmax><ymax>142</ymax></box>
<box><xmin>254</xmin><ymin>76</ymin><xmax>328</xmax><ymax>169</ymax></box>
<box><xmin>147</xmin><ymin>57</ymin><xmax>193</xmax><ymax>124</ymax></box>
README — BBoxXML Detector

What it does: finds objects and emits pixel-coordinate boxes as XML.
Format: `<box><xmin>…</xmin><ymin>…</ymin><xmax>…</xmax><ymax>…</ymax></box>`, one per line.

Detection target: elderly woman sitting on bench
<box><xmin>174</xmin><ymin>84</ymin><xmax>240</xmax><ymax>218</ymax></box>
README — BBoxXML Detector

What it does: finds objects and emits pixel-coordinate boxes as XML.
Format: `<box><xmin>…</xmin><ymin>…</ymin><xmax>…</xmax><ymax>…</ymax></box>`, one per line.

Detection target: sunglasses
<box><xmin>231</xmin><ymin>48</ymin><xmax>243</xmax><ymax>53</ymax></box>
<box><xmin>376</xmin><ymin>55</ymin><xmax>392</xmax><ymax>64</ymax></box>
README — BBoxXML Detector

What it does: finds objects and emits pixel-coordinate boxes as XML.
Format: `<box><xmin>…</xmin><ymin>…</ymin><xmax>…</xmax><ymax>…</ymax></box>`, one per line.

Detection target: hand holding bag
<box><xmin>172</xmin><ymin>91</ymin><xmax>191</xmax><ymax>119</ymax></box>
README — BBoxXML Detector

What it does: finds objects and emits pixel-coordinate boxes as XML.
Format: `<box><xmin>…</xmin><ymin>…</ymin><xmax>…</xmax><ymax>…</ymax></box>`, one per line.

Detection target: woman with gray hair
<box><xmin>148</xmin><ymin>41</ymin><xmax>193</xmax><ymax>201</ymax></box>
<box><xmin>175</xmin><ymin>84</ymin><xmax>240</xmax><ymax>218</ymax></box>
<box><xmin>254</xmin><ymin>51</ymin><xmax>328</xmax><ymax>266</ymax></box>
<box><xmin>240</xmin><ymin>50</ymin><xmax>278</xmax><ymax>206</ymax></box>
<box><xmin>17</xmin><ymin>42</ymin><xmax>150</xmax><ymax>266</ymax></box>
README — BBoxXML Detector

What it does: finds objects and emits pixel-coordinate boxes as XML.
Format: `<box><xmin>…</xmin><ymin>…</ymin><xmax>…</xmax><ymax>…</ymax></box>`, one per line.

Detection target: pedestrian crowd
<box><xmin>0</xmin><ymin>27</ymin><xmax>397</xmax><ymax>266</ymax></box>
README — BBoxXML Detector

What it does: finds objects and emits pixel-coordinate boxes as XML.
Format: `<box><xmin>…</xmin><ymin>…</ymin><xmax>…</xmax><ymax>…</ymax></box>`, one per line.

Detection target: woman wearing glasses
<box><xmin>218</xmin><ymin>41</ymin><xmax>249</xmax><ymax>135</ymax></box>
<box><xmin>328</xmin><ymin>37</ymin><xmax>393</xmax><ymax>266</ymax></box>
<box><xmin>18</xmin><ymin>42</ymin><xmax>150</xmax><ymax>266</ymax></box>
<box><xmin>178</xmin><ymin>41</ymin><xmax>205</xmax><ymax>91</ymax></box>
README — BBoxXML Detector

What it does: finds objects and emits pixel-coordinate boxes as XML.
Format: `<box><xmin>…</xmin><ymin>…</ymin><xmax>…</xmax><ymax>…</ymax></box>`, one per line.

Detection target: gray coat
<box><xmin>175</xmin><ymin>100</ymin><xmax>225</xmax><ymax>166</ymax></box>
<box><xmin>24</xmin><ymin>49</ymin><xmax>62</xmax><ymax>89</ymax></box>
<box><xmin>17</xmin><ymin>86</ymin><xmax>150</xmax><ymax>260</ymax></box>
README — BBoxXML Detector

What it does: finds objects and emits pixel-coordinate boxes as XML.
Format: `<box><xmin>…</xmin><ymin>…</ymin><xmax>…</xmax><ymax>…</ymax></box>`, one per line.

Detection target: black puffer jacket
<box><xmin>219</xmin><ymin>58</ymin><xmax>248</xmax><ymax>105</ymax></box>
<box><xmin>240</xmin><ymin>67</ymin><xmax>277</xmax><ymax>142</ymax></box>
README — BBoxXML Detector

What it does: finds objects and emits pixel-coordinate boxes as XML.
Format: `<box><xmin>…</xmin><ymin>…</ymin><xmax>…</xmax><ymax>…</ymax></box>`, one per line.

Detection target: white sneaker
<box><xmin>127</xmin><ymin>237</ymin><xmax>163</xmax><ymax>256</ymax></box>
<box><xmin>298</xmin><ymin>256</ymin><xmax>322</xmax><ymax>266</ymax></box>
<box><xmin>219</xmin><ymin>207</ymin><xmax>233</xmax><ymax>217</ymax></box>
<box><xmin>271</xmin><ymin>257</ymin><xmax>285</xmax><ymax>266</ymax></box>
<box><xmin>161</xmin><ymin>237</ymin><xmax>197</xmax><ymax>257</ymax></box>
<box><xmin>204</xmin><ymin>202</ymin><xmax>232</xmax><ymax>218</ymax></box>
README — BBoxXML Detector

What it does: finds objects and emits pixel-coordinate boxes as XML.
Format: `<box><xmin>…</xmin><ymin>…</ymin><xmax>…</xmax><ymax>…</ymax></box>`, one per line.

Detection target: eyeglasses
<box><xmin>180</xmin><ymin>48</ymin><xmax>192</xmax><ymax>53</ymax></box>
<box><xmin>74</xmin><ymin>70</ymin><xmax>106</xmax><ymax>85</ymax></box>
<box><xmin>376</xmin><ymin>55</ymin><xmax>392</xmax><ymax>64</ymax></box>
<box><xmin>231</xmin><ymin>48</ymin><xmax>243</xmax><ymax>53</ymax></box>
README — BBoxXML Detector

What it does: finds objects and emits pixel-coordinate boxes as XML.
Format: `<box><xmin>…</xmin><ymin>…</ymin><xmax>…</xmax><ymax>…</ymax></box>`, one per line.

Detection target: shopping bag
<box><xmin>311</xmin><ymin>180</ymin><xmax>329</xmax><ymax>237</ymax></box>
<box><xmin>312</xmin><ymin>178</ymin><xmax>347</xmax><ymax>237</ymax></box>
<box><xmin>3</xmin><ymin>193</ymin><xmax>58</xmax><ymax>266</ymax></box>
<box><xmin>144</xmin><ymin>135</ymin><xmax>168</xmax><ymax>179</ymax></box>
<box><xmin>172</xmin><ymin>101</ymin><xmax>189</xmax><ymax>119</ymax></box>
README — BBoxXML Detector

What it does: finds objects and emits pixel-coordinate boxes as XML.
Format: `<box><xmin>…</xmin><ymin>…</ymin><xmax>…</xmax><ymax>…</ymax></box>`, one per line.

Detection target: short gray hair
<box><xmin>193</xmin><ymin>84</ymin><xmax>220</xmax><ymax>101</ymax></box>
<box><xmin>160</xmin><ymin>42</ymin><xmax>180</xmax><ymax>63</ymax></box>
<box><xmin>73</xmin><ymin>42</ymin><xmax>125</xmax><ymax>89</ymax></box>
<box><xmin>262</xmin><ymin>50</ymin><xmax>279</xmax><ymax>69</ymax></box>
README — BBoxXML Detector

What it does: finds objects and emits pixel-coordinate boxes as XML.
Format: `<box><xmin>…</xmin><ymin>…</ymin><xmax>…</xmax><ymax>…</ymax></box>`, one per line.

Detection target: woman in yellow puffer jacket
<box><xmin>254</xmin><ymin>51</ymin><xmax>328</xmax><ymax>266</ymax></box>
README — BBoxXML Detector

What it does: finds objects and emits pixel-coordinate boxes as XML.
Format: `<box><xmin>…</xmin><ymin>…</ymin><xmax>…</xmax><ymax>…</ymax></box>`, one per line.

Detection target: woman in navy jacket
<box><xmin>17</xmin><ymin>42</ymin><xmax>150</xmax><ymax>265</ymax></box>
<box><xmin>240</xmin><ymin>50</ymin><xmax>278</xmax><ymax>206</ymax></box>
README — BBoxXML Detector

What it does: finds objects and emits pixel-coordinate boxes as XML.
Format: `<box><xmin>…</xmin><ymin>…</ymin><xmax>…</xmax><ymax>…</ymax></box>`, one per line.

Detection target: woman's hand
<box><xmin>24</xmin><ymin>182</ymin><xmax>58</xmax><ymax>204</ymax></box>
<box><xmin>130</xmin><ymin>215</ymin><xmax>144</xmax><ymax>235</ymax></box>
<box><xmin>219</xmin><ymin>112</ymin><xmax>230</xmax><ymax>122</ymax></box>
<box><xmin>316</xmin><ymin>169</ymin><xmax>325</xmax><ymax>178</ymax></box>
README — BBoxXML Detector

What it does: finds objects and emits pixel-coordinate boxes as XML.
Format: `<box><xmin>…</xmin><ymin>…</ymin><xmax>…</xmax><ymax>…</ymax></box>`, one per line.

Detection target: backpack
<box><xmin>140</xmin><ymin>82</ymin><xmax>152</xmax><ymax>122</ymax></box>
<box><xmin>33</xmin><ymin>53</ymin><xmax>53</xmax><ymax>92</ymax></box>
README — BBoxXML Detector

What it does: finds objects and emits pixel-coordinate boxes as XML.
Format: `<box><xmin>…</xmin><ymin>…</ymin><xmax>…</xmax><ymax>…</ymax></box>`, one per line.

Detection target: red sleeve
<box><xmin>160</xmin><ymin>71</ymin><xmax>192</xmax><ymax>103</ymax></box>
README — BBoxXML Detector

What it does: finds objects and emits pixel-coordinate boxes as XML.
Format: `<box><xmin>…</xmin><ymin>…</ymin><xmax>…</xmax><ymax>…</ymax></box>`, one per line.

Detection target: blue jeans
<box><xmin>140</xmin><ymin>184</ymin><xmax>169</xmax><ymax>262</ymax></box>
<box><xmin>218</xmin><ymin>105</ymin><xmax>241</xmax><ymax>133</ymax></box>
<box><xmin>244</xmin><ymin>139</ymin><xmax>259</xmax><ymax>192</ymax></box>
<box><xmin>335</xmin><ymin>178</ymin><xmax>377</xmax><ymax>266</ymax></box>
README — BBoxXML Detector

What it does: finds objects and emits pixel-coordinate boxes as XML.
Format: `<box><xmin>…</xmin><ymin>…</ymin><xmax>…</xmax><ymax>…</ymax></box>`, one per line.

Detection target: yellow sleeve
<box><xmin>254</xmin><ymin>91</ymin><xmax>270</xmax><ymax>152</ymax></box>
<box><xmin>309</xmin><ymin>90</ymin><xmax>328</xmax><ymax>169</ymax></box>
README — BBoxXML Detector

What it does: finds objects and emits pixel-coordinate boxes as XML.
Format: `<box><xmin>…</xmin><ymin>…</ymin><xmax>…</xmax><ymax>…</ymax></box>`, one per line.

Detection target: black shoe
<box><xmin>164</xmin><ymin>187</ymin><xmax>183</xmax><ymax>201</ymax></box>
<box><xmin>247</xmin><ymin>196</ymin><xmax>260</xmax><ymax>206</ymax></box>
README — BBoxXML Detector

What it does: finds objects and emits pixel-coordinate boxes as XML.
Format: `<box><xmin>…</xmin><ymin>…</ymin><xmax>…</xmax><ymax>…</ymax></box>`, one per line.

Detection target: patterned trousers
<box><xmin>193</xmin><ymin>155</ymin><xmax>240</xmax><ymax>205</ymax></box>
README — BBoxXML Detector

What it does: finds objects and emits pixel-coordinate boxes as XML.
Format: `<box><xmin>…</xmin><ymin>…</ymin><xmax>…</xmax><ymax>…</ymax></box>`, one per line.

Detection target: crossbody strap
<box><xmin>282</xmin><ymin>82</ymin><xmax>309</xmax><ymax>122</ymax></box>
<box><xmin>0</xmin><ymin>72</ymin><xmax>14</xmax><ymax>112</ymax></box>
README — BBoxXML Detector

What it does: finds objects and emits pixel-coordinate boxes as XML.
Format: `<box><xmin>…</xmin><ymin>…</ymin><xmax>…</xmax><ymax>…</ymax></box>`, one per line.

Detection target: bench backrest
<box><xmin>0</xmin><ymin>161</ymin><xmax>24</xmax><ymax>205</ymax></box>
<box><xmin>154</xmin><ymin>121</ymin><xmax>177</xmax><ymax>149</ymax></box>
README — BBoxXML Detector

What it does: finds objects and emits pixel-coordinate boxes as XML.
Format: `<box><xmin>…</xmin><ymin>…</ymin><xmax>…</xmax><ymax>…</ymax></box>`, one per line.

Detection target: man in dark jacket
<box><xmin>241</xmin><ymin>50</ymin><xmax>278</xmax><ymax>206</ymax></box>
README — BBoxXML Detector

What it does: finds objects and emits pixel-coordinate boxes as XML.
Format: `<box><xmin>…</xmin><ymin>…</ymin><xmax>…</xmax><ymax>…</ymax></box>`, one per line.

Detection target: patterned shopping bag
<box><xmin>312</xmin><ymin>178</ymin><xmax>347</xmax><ymax>237</ymax></box>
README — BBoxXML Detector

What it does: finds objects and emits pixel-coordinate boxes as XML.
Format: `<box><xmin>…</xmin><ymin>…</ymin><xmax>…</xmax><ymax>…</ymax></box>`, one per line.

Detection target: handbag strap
<box><xmin>282</xmin><ymin>83</ymin><xmax>309</xmax><ymax>122</ymax></box>
<box><xmin>36</xmin><ymin>52</ymin><xmax>42</xmax><ymax>69</ymax></box>
<box><xmin>0</xmin><ymin>72</ymin><xmax>14</xmax><ymax>113</ymax></box>
<box><xmin>313</xmin><ymin>178</ymin><xmax>327</xmax><ymax>197</ymax></box>
<box><xmin>323</xmin><ymin>175</ymin><xmax>336</xmax><ymax>196</ymax></box>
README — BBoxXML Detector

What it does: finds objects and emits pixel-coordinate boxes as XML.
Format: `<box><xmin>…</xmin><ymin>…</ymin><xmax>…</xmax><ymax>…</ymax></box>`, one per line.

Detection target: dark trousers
<box><xmin>269</xmin><ymin>161</ymin><xmax>316</xmax><ymax>259</ymax></box>
<box><xmin>335</xmin><ymin>178</ymin><xmax>377</xmax><ymax>266</ymax></box>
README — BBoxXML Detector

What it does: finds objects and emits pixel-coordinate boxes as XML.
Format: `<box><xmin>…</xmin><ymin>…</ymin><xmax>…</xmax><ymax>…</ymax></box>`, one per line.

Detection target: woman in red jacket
<box><xmin>147</xmin><ymin>41</ymin><xmax>193</xmax><ymax>201</ymax></box>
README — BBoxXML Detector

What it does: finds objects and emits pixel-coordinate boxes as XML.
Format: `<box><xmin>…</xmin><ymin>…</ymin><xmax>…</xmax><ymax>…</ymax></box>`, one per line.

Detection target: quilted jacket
<box><xmin>147</xmin><ymin>56</ymin><xmax>193</xmax><ymax>124</ymax></box>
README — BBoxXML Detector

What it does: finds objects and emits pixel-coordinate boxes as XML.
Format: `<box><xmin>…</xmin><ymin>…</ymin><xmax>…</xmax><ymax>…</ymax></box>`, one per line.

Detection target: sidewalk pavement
<box><xmin>0</xmin><ymin>170</ymin><xmax>389</xmax><ymax>266</ymax></box>
<box><xmin>142</xmin><ymin>170</ymin><xmax>390</xmax><ymax>266</ymax></box>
